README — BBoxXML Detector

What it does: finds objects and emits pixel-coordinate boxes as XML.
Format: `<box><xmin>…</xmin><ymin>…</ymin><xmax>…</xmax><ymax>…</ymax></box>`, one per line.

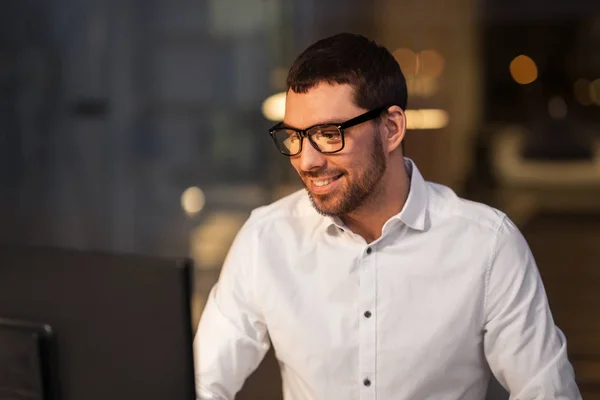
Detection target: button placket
<box><xmin>359</xmin><ymin>244</ymin><xmax>377</xmax><ymax>398</ymax></box>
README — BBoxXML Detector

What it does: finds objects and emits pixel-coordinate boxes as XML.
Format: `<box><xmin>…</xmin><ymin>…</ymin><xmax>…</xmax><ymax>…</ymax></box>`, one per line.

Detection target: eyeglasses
<box><xmin>268</xmin><ymin>106</ymin><xmax>389</xmax><ymax>156</ymax></box>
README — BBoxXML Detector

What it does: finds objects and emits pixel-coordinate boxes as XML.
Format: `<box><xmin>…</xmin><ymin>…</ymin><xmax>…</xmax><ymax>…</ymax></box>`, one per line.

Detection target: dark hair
<box><xmin>287</xmin><ymin>33</ymin><xmax>408</xmax><ymax>111</ymax></box>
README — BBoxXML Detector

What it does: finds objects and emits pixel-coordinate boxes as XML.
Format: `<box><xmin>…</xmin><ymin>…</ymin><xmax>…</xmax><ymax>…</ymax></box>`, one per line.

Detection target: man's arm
<box><xmin>483</xmin><ymin>216</ymin><xmax>581</xmax><ymax>399</ymax></box>
<box><xmin>193</xmin><ymin>219</ymin><xmax>269</xmax><ymax>400</ymax></box>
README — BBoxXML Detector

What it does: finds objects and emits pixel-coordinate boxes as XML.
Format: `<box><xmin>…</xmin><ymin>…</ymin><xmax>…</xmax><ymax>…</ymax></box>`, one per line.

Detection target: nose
<box><xmin>296</xmin><ymin>137</ymin><xmax>326</xmax><ymax>172</ymax></box>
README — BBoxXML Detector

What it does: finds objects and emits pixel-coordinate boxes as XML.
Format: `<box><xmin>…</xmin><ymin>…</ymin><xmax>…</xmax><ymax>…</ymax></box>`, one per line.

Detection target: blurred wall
<box><xmin>375</xmin><ymin>0</ymin><xmax>482</xmax><ymax>191</ymax></box>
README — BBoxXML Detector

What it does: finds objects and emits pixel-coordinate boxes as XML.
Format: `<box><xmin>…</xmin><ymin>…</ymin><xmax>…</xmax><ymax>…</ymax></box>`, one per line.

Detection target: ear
<box><xmin>381</xmin><ymin>105</ymin><xmax>406</xmax><ymax>154</ymax></box>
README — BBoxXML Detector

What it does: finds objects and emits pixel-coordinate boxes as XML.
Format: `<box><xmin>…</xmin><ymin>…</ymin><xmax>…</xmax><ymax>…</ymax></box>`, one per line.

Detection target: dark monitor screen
<box><xmin>0</xmin><ymin>245</ymin><xmax>196</xmax><ymax>400</ymax></box>
<box><xmin>0</xmin><ymin>318</ymin><xmax>57</xmax><ymax>400</ymax></box>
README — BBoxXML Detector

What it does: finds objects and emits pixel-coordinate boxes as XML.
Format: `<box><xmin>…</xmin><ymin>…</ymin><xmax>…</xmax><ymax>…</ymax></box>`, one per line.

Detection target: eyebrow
<box><xmin>279</xmin><ymin>119</ymin><xmax>345</xmax><ymax>131</ymax></box>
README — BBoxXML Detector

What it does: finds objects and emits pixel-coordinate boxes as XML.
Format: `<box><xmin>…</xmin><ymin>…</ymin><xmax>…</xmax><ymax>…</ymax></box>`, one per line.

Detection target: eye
<box><xmin>313</xmin><ymin>126</ymin><xmax>341</xmax><ymax>141</ymax></box>
<box><xmin>282</xmin><ymin>131</ymin><xmax>299</xmax><ymax>146</ymax></box>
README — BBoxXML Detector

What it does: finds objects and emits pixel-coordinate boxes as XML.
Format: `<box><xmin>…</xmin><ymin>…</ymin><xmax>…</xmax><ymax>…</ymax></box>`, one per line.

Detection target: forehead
<box><xmin>283</xmin><ymin>83</ymin><xmax>363</xmax><ymax>129</ymax></box>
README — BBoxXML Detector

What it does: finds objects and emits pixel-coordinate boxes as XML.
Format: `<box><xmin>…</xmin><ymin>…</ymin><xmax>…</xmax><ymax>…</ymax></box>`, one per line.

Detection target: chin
<box><xmin>308</xmin><ymin>195</ymin><xmax>344</xmax><ymax>217</ymax></box>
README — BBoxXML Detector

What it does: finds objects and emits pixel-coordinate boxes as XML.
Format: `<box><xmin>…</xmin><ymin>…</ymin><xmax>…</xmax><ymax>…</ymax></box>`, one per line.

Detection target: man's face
<box><xmin>284</xmin><ymin>83</ymin><xmax>387</xmax><ymax>217</ymax></box>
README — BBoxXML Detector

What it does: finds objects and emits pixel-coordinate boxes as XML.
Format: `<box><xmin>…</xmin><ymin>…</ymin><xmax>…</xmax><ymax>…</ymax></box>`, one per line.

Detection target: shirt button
<box><xmin>366</xmin><ymin>247</ymin><xmax>372</xmax><ymax>255</ymax></box>
<box><xmin>364</xmin><ymin>311</ymin><xmax>372</xmax><ymax>318</ymax></box>
<box><xmin>363</xmin><ymin>378</ymin><xmax>371</xmax><ymax>387</ymax></box>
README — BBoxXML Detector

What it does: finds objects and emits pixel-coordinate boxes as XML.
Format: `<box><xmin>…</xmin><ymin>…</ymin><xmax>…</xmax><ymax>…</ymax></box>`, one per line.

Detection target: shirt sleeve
<box><xmin>483</xmin><ymin>216</ymin><xmax>581</xmax><ymax>400</ymax></box>
<box><xmin>193</xmin><ymin>218</ymin><xmax>270</xmax><ymax>400</ymax></box>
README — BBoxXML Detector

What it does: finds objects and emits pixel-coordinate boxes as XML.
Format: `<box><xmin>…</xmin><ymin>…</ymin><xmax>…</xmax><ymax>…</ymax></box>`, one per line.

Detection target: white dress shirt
<box><xmin>194</xmin><ymin>158</ymin><xmax>581</xmax><ymax>400</ymax></box>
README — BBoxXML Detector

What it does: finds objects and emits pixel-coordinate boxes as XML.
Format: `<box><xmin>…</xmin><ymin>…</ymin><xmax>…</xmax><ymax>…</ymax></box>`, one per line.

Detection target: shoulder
<box><xmin>424</xmin><ymin>181</ymin><xmax>531</xmax><ymax>275</ymax></box>
<box><xmin>425</xmin><ymin>181</ymin><xmax>507</xmax><ymax>236</ymax></box>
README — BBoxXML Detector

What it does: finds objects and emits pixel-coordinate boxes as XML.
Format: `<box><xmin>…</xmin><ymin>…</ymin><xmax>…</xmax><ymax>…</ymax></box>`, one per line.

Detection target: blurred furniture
<box><xmin>490</xmin><ymin>126</ymin><xmax>600</xmax><ymax>225</ymax></box>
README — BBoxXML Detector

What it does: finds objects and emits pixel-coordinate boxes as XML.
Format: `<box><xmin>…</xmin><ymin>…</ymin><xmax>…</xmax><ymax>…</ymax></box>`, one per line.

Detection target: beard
<box><xmin>302</xmin><ymin>133</ymin><xmax>387</xmax><ymax>217</ymax></box>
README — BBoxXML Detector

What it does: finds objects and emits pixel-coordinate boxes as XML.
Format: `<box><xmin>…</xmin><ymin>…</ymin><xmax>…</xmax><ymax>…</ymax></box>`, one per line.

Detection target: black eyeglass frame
<box><xmin>268</xmin><ymin>105</ymin><xmax>390</xmax><ymax>156</ymax></box>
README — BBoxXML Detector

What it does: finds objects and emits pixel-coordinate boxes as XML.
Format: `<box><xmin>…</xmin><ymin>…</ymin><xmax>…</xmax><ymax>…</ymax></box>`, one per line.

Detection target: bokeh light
<box><xmin>393</xmin><ymin>48</ymin><xmax>418</xmax><ymax>76</ymax></box>
<box><xmin>418</xmin><ymin>50</ymin><xmax>445</xmax><ymax>78</ymax></box>
<box><xmin>405</xmin><ymin>109</ymin><xmax>449</xmax><ymax>130</ymax></box>
<box><xmin>573</xmin><ymin>78</ymin><xmax>593</xmax><ymax>106</ymax></box>
<box><xmin>262</xmin><ymin>92</ymin><xmax>286</xmax><ymax>121</ymax></box>
<box><xmin>590</xmin><ymin>79</ymin><xmax>600</xmax><ymax>106</ymax></box>
<box><xmin>548</xmin><ymin>96</ymin><xmax>567</xmax><ymax>119</ymax></box>
<box><xmin>181</xmin><ymin>187</ymin><xmax>205</xmax><ymax>216</ymax></box>
<box><xmin>509</xmin><ymin>55</ymin><xmax>538</xmax><ymax>85</ymax></box>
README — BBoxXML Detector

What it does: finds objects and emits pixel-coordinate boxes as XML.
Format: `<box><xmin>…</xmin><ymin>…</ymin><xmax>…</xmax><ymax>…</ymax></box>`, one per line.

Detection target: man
<box><xmin>194</xmin><ymin>33</ymin><xmax>581</xmax><ymax>400</ymax></box>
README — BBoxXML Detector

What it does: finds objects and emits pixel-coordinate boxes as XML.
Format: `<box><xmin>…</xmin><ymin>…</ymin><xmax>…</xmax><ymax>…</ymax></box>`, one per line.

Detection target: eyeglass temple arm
<box><xmin>338</xmin><ymin>106</ymin><xmax>389</xmax><ymax>129</ymax></box>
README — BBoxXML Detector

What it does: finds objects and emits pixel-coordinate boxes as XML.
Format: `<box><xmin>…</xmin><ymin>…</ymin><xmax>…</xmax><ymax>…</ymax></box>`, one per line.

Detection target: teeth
<box><xmin>314</xmin><ymin>179</ymin><xmax>332</xmax><ymax>187</ymax></box>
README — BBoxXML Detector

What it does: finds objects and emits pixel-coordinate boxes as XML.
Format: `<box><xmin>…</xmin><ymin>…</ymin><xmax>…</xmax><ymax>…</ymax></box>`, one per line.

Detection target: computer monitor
<box><xmin>0</xmin><ymin>245</ymin><xmax>196</xmax><ymax>400</ymax></box>
<box><xmin>0</xmin><ymin>317</ymin><xmax>58</xmax><ymax>399</ymax></box>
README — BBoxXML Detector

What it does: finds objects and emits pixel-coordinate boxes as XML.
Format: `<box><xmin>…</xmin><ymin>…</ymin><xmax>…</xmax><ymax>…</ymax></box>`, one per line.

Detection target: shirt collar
<box><xmin>396</xmin><ymin>158</ymin><xmax>428</xmax><ymax>231</ymax></box>
<box><xmin>322</xmin><ymin>157</ymin><xmax>429</xmax><ymax>232</ymax></box>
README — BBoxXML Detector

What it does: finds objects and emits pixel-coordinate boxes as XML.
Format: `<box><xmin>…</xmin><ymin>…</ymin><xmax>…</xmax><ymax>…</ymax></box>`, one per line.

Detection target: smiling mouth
<box><xmin>310</xmin><ymin>174</ymin><xmax>343</xmax><ymax>187</ymax></box>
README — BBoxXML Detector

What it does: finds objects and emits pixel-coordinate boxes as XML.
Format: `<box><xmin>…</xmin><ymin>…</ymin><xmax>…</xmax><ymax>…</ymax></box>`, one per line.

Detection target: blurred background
<box><xmin>1</xmin><ymin>0</ymin><xmax>599</xmax><ymax>398</ymax></box>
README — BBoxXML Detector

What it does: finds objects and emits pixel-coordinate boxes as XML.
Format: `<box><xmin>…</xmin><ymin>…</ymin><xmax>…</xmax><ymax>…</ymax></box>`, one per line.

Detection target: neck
<box><xmin>340</xmin><ymin>158</ymin><xmax>410</xmax><ymax>243</ymax></box>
